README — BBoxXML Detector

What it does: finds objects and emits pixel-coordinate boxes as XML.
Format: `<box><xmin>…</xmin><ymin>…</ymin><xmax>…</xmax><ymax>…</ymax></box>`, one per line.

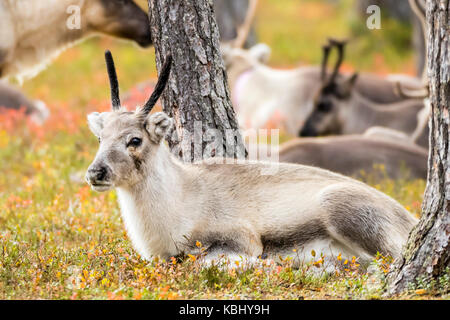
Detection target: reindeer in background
<box><xmin>221</xmin><ymin>0</ymin><xmax>424</xmax><ymax>136</ymax></box>
<box><xmin>300</xmin><ymin>41</ymin><xmax>429</xmax><ymax>148</ymax></box>
<box><xmin>0</xmin><ymin>0</ymin><xmax>152</xmax><ymax>124</ymax></box>
<box><xmin>0</xmin><ymin>82</ymin><xmax>49</xmax><ymax>124</ymax></box>
<box><xmin>278</xmin><ymin>134</ymin><xmax>428</xmax><ymax>181</ymax></box>
<box><xmin>0</xmin><ymin>0</ymin><xmax>152</xmax><ymax>82</ymax></box>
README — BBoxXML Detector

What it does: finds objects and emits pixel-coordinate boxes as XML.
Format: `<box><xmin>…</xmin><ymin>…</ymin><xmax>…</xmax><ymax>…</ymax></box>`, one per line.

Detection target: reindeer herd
<box><xmin>1</xmin><ymin>0</ymin><xmax>431</xmax><ymax>270</ymax></box>
<box><xmin>221</xmin><ymin>0</ymin><xmax>430</xmax><ymax>181</ymax></box>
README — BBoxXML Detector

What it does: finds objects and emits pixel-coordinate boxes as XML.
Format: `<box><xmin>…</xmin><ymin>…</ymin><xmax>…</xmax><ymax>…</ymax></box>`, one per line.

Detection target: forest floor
<box><xmin>0</xmin><ymin>0</ymin><xmax>448</xmax><ymax>299</ymax></box>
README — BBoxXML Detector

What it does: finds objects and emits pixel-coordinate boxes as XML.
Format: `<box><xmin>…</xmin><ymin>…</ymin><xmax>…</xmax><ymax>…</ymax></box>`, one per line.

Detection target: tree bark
<box><xmin>387</xmin><ymin>0</ymin><xmax>449</xmax><ymax>295</ymax></box>
<box><xmin>148</xmin><ymin>0</ymin><xmax>246</xmax><ymax>162</ymax></box>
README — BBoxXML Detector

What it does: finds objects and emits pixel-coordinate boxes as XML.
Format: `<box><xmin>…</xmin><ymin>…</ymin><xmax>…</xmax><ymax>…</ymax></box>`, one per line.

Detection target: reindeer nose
<box><xmin>95</xmin><ymin>167</ymin><xmax>107</xmax><ymax>181</ymax></box>
<box><xmin>86</xmin><ymin>166</ymin><xmax>109</xmax><ymax>185</ymax></box>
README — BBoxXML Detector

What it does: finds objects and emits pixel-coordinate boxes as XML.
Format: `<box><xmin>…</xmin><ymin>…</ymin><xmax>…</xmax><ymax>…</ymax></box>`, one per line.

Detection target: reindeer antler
<box><xmin>409</xmin><ymin>0</ymin><xmax>428</xmax><ymax>82</ymax></box>
<box><xmin>394</xmin><ymin>81</ymin><xmax>429</xmax><ymax>99</ymax></box>
<box><xmin>321</xmin><ymin>44</ymin><xmax>332</xmax><ymax>82</ymax></box>
<box><xmin>141</xmin><ymin>55</ymin><xmax>172</xmax><ymax>116</ymax></box>
<box><xmin>105</xmin><ymin>50</ymin><xmax>172</xmax><ymax>115</ymax></box>
<box><xmin>327</xmin><ymin>38</ymin><xmax>348</xmax><ymax>85</ymax></box>
<box><xmin>409</xmin><ymin>0</ymin><xmax>426</xmax><ymax>22</ymax></box>
<box><xmin>233</xmin><ymin>0</ymin><xmax>259</xmax><ymax>48</ymax></box>
<box><xmin>105</xmin><ymin>50</ymin><xmax>121</xmax><ymax>110</ymax></box>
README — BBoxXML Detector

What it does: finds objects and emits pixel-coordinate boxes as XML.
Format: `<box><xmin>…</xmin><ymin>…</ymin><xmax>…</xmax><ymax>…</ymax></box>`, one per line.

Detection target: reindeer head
<box><xmin>300</xmin><ymin>39</ymin><xmax>358</xmax><ymax>137</ymax></box>
<box><xmin>86</xmin><ymin>51</ymin><xmax>172</xmax><ymax>191</ymax></box>
<box><xmin>85</xmin><ymin>0</ymin><xmax>152</xmax><ymax>48</ymax></box>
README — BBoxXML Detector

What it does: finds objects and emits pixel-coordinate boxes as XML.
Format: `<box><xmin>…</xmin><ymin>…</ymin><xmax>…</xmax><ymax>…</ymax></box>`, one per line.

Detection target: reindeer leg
<box><xmin>193</xmin><ymin>230</ymin><xmax>264</xmax><ymax>269</ymax></box>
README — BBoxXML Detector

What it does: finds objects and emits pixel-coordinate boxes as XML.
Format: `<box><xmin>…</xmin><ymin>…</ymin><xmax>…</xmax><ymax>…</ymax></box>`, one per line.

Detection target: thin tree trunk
<box><xmin>148</xmin><ymin>0</ymin><xmax>246</xmax><ymax>162</ymax></box>
<box><xmin>387</xmin><ymin>0</ymin><xmax>449</xmax><ymax>295</ymax></box>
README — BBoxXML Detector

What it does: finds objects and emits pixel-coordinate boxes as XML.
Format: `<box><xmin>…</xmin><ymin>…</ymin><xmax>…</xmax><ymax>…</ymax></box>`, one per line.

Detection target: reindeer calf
<box><xmin>85</xmin><ymin>52</ymin><xmax>417</xmax><ymax>269</ymax></box>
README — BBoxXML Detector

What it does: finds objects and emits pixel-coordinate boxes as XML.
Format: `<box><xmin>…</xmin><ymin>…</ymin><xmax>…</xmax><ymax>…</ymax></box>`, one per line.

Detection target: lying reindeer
<box><xmin>0</xmin><ymin>81</ymin><xmax>49</xmax><ymax>124</ymax></box>
<box><xmin>221</xmin><ymin>1</ymin><xmax>423</xmax><ymax>135</ymax></box>
<box><xmin>0</xmin><ymin>0</ymin><xmax>152</xmax><ymax>81</ymax></box>
<box><xmin>278</xmin><ymin>134</ymin><xmax>428</xmax><ymax>180</ymax></box>
<box><xmin>85</xmin><ymin>51</ymin><xmax>417</xmax><ymax>269</ymax></box>
<box><xmin>300</xmin><ymin>42</ymin><xmax>429</xmax><ymax>148</ymax></box>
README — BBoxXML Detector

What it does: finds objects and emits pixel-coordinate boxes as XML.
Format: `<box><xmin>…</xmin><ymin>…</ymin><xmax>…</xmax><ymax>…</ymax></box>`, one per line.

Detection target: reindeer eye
<box><xmin>317</xmin><ymin>101</ymin><xmax>332</xmax><ymax>112</ymax></box>
<box><xmin>127</xmin><ymin>137</ymin><xmax>142</xmax><ymax>148</ymax></box>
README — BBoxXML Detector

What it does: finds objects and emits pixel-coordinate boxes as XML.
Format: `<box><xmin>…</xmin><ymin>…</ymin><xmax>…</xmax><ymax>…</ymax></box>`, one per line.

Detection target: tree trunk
<box><xmin>148</xmin><ymin>0</ymin><xmax>246</xmax><ymax>162</ymax></box>
<box><xmin>387</xmin><ymin>0</ymin><xmax>449</xmax><ymax>295</ymax></box>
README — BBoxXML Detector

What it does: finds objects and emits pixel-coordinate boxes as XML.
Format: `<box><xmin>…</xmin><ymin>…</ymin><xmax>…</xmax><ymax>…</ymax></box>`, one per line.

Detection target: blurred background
<box><xmin>18</xmin><ymin>0</ymin><xmax>421</xmax><ymax>113</ymax></box>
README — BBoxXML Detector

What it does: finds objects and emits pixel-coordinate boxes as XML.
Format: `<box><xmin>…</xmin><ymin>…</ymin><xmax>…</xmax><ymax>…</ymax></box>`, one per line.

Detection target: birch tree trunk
<box><xmin>148</xmin><ymin>0</ymin><xmax>246</xmax><ymax>162</ymax></box>
<box><xmin>387</xmin><ymin>0</ymin><xmax>449</xmax><ymax>295</ymax></box>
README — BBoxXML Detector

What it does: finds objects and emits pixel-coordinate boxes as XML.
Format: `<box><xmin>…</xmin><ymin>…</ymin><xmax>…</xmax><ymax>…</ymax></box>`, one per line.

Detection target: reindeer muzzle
<box><xmin>85</xmin><ymin>164</ymin><xmax>113</xmax><ymax>192</ymax></box>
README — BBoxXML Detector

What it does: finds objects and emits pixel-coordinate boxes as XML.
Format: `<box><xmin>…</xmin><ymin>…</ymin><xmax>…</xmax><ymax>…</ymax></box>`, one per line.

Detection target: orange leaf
<box><xmin>415</xmin><ymin>289</ymin><xmax>427</xmax><ymax>295</ymax></box>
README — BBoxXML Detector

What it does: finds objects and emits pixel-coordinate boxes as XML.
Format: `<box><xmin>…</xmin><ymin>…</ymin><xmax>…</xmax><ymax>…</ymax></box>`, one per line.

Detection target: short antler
<box><xmin>233</xmin><ymin>0</ymin><xmax>259</xmax><ymax>48</ymax></box>
<box><xmin>321</xmin><ymin>44</ymin><xmax>332</xmax><ymax>81</ymax></box>
<box><xmin>141</xmin><ymin>55</ymin><xmax>173</xmax><ymax>116</ymax></box>
<box><xmin>327</xmin><ymin>38</ymin><xmax>348</xmax><ymax>85</ymax></box>
<box><xmin>105</xmin><ymin>50</ymin><xmax>121</xmax><ymax>111</ymax></box>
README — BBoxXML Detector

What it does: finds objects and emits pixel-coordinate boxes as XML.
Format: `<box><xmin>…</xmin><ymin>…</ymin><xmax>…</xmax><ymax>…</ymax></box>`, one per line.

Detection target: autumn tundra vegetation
<box><xmin>0</xmin><ymin>0</ymin><xmax>448</xmax><ymax>300</ymax></box>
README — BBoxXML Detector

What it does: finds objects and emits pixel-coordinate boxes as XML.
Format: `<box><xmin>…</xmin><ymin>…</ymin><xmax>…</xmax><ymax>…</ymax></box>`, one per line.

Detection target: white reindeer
<box><xmin>85</xmin><ymin>51</ymin><xmax>417</xmax><ymax>269</ymax></box>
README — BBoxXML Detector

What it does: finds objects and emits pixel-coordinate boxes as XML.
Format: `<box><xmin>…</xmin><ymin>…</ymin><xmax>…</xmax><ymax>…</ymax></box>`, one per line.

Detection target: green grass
<box><xmin>0</xmin><ymin>0</ymin><xmax>446</xmax><ymax>300</ymax></box>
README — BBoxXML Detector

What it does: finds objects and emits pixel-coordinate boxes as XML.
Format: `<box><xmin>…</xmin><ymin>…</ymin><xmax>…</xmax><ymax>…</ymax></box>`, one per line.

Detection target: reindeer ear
<box><xmin>249</xmin><ymin>43</ymin><xmax>271</xmax><ymax>64</ymax></box>
<box><xmin>87</xmin><ymin>112</ymin><xmax>104</xmax><ymax>137</ymax></box>
<box><xmin>144</xmin><ymin>112</ymin><xmax>173</xmax><ymax>144</ymax></box>
<box><xmin>339</xmin><ymin>73</ymin><xmax>359</xmax><ymax>97</ymax></box>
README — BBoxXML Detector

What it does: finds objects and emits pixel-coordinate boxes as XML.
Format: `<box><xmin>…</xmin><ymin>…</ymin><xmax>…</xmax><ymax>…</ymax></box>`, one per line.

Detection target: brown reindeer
<box><xmin>278</xmin><ymin>134</ymin><xmax>428</xmax><ymax>180</ymax></box>
<box><xmin>0</xmin><ymin>81</ymin><xmax>49</xmax><ymax>124</ymax></box>
<box><xmin>0</xmin><ymin>0</ymin><xmax>152</xmax><ymax>82</ymax></box>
